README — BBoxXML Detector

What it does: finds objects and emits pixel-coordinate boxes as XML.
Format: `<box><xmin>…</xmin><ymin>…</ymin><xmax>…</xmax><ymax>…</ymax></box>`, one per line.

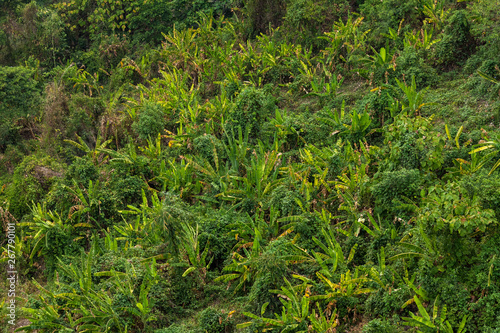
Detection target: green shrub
<box><xmin>193</xmin><ymin>134</ymin><xmax>225</xmax><ymax>165</ymax></box>
<box><xmin>467</xmin><ymin>60</ymin><xmax>500</xmax><ymax>99</ymax></box>
<box><xmin>467</xmin><ymin>0</ymin><xmax>500</xmax><ymax>63</ymax></box>
<box><xmin>240</xmin><ymin>0</ymin><xmax>287</xmax><ymax>36</ymax></box>
<box><xmin>0</xmin><ymin>143</ymin><xmax>31</xmax><ymax>176</ymax></box>
<box><xmin>227</xmin><ymin>86</ymin><xmax>275</xmax><ymax>140</ymax></box>
<box><xmin>362</xmin><ymin>318</ymin><xmax>398</xmax><ymax>333</ymax></box>
<box><xmin>359</xmin><ymin>0</ymin><xmax>419</xmax><ymax>49</ymax></box>
<box><xmin>1</xmin><ymin>2</ymin><xmax>67</xmax><ymax>67</ymax></box>
<box><xmin>132</xmin><ymin>101</ymin><xmax>167</xmax><ymax>140</ymax></box>
<box><xmin>154</xmin><ymin>325</ymin><xmax>188</xmax><ymax>333</ymax></box>
<box><xmin>382</xmin><ymin>113</ymin><xmax>445</xmax><ymax>172</ymax></box>
<box><xmin>198</xmin><ymin>210</ymin><xmax>239</xmax><ymax>272</ymax></box>
<box><xmin>129</xmin><ymin>0</ymin><xmax>233</xmax><ymax>44</ymax></box>
<box><xmin>0</xmin><ymin>66</ymin><xmax>41</xmax><ymax>151</ymax></box>
<box><xmin>460</xmin><ymin>172</ymin><xmax>500</xmax><ymax>221</ymax></box>
<box><xmin>371</xmin><ymin>168</ymin><xmax>422</xmax><ymax>217</ymax></box>
<box><xmin>65</xmin><ymin>94</ymin><xmax>105</xmax><ymax>145</ymax></box>
<box><xmin>266</xmin><ymin>185</ymin><xmax>301</xmax><ymax>216</ymax></box>
<box><xmin>418</xmin><ymin>181</ymin><xmax>497</xmax><ymax>237</ymax></box>
<box><xmin>198</xmin><ymin>307</ymin><xmax>235</xmax><ymax>333</ymax></box>
<box><xmin>66</xmin><ymin>156</ymin><xmax>98</xmax><ymax>185</ymax></box>
<box><xmin>355</xmin><ymin>90</ymin><xmax>395</xmax><ymax>128</ymax></box>
<box><xmin>393</xmin><ymin>47</ymin><xmax>438</xmax><ymax>88</ymax></box>
<box><xmin>435</xmin><ymin>11</ymin><xmax>475</xmax><ymax>68</ymax></box>
<box><xmin>280</xmin><ymin>0</ymin><xmax>350</xmax><ymax>50</ymax></box>
<box><xmin>7</xmin><ymin>153</ymin><xmax>64</xmax><ymax>219</ymax></box>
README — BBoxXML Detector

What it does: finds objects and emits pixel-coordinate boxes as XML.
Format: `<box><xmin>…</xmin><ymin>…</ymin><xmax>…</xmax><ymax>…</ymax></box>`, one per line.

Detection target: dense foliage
<box><xmin>1</xmin><ymin>0</ymin><xmax>500</xmax><ymax>332</ymax></box>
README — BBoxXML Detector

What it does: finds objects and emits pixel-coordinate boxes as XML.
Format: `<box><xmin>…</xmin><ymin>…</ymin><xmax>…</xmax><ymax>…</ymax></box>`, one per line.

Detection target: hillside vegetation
<box><xmin>1</xmin><ymin>0</ymin><xmax>500</xmax><ymax>332</ymax></box>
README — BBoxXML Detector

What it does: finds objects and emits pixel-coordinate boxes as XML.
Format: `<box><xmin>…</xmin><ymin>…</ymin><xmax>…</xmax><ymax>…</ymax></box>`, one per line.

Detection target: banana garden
<box><xmin>1</xmin><ymin>0</ymin><xmax>500</xmax><ymax>332</ymax></box>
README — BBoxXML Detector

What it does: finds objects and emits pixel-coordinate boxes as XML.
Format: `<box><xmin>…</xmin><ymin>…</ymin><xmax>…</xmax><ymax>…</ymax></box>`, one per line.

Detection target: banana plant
<box><xmin>389</xmin><ymin>224</ymin><xmax>444</xmax><ymax>271</ymax></box>
<box><xmin>238</xmin><ymin>277</ymin><xmax>314</xmax><ymax>332</ymax></box>
<box><xmin>223</xmin><ymin>125</ymin><xmax>251</xmax><ymax>174</ymax></box>
<box><xmin>400</xmin><ymin>274</ymin><xmax>430</xmax><ymax>309</ymax></box>
<box><xmin>360</xmin><ymin>45</ymin><xmax>396</xmax><ymax>78</ymax></box>
<box><xmin>309</xmin><ymin>75</ymin><xmax>344</xmax><ymax>106</ymax></box>
<box><xmin>368</xmin><ymin>46</ymin><xmax>395</xmax><ymax>69</ymax></box>
<box><xmin>445</xmin><ymin>125</ymin><xmax>492</xmax><ymax>178</ymax></box>
<box><xmin>181</xmin><ymin>223</ymin><xmax>213</xmax><ymax>284</ymax></box>
<box><xmin>95</xmin><ymin>259</ymin><xmax>159</xmax><ymax>332</ymax></box>
<box><xmin>203</xmin><ymin>89</ymin><xmax>233</xmax><ymax>136</ymax></box>
<box><xmin>321</xmin><ymin>14</ymin><xmax>371</xmax><ymax>69</ymax></box>
<box><xmin>215</xmin><ymin>228</ymin><xmax>264</xmax><ymax>293</ymax></box>
<box><xmin>121</xmin><ymin>53</ymin><xmax>153</xmax><ymax>80</ymax></box>
<box><xmin>395</xmin><ymin>76</ymin><xmax>434</xmax><ymax>116</ymax></box>
<box><xmin>403</xmin><ymin>25</ymin><xmax>441</xmax><ymax>52</ymax></box>
<box><xmin>138</xmin><ymin>133</ymin><xmax>163</xmax><ymax>160</ymax></box>
<box><xmin>155</xmin><ymin>157</ymin><xmax>202</xmax><ymax>196</ymax></box>
<box><xmin>308</xmin><ymin>303</ymin><xmax>339</xmax><ymax>333</ymax></box>
<box><xmin>74</xmin><ymin>288</ymin><xmax>129</xmax><ymax>332</ymax></box>
<box><xmin>64</xmin><ymin>134</ymin><xmax>112</xmax><ymax>165</ymax></box>
<box><xmin>118</xmin><ymin>189</ymin><xmax>164</xmax><ymax>245</ymax></box>
<box><xmin>18</xmin><ymin>202</ymin><xmax>92</xmax><ymax>261</ymax></box>
<box><xmin>334</xmin><ymin>162</ymin><xmax>371</xmax><ymax>226</ymax></box>
<box><xmin>103</xmin><ymin>229</ymin><xmax>119</xmax><ymax>252</ymax></box>
<box><xmin>98</xmin><ymin>141</ymin><xmax>140</xmax><ymax>165</ymax></box>
<box><xmin>343</xmin><ymin>109</ymin><xmax>373</xmax><ymax>141</ymax></box>
<box><xmin>469</xmin><ymin>131</ymin><xmax>500</xmax><ymax>175</ymax></box>
<box><xmin>238</xmin><ymin>40</ymin><xmax>272</xmax><ymax>87</ymax></box>
<box><xmin>161</xmin><ymin>27</ymin><xmax>202</xmax><ymax>80</ymax></box>
<box><xmin>312</xmin><ymin>269</ymin><xmax>375</xmax><ymax>301</ymax></box>
<box><xmin>300</xmin><ymin>143</ymin><xmax>342</xmax><ymax>178</ymax></box>
<box><xmin>309</xmin><ymin>227</ymin><xmax>345</xmax><ymax>276</ymax></box>
<box><xmin>19</xmin><ymin>279</ymin><xmax>77</xmax><ymax>332</ymax></box>
<box><xmin>64</xmin><ymin>179</ymin><xmax>104</xmax><ymax>229</ymax></box>
<box><xmin>403</xmin><ymin>296</ymin><xmax>467</xmax><ymax>333</ymax></box>
<box><xmin>421</xmin><ymin>0</ymin><xmax>451</xmax><ymax>31</ymax></box>
<box><xmin>221</xmin><ymin>142</ymin><xmax>283</xmax><ymax>211</ymax></box>
<box><xmin>354</xmin><ymin>211</ymin><xmax>396</xmax><ymax>242</ymax></box>
<box><xmin>318</xmin><ymin>100</ymin><xmax>373</xmax><ymax>141</ymax></box>
<box><xmin>269</xmin><ymin>108</ymin><xmax>306</xmax><ymax>148</ymax></box>
<box><xmin>477</xmin><ymin>66</ymin><xmax>500</xmax><ymax>97</ymax></box>
<box><xmin>70</xmin><ymin>68</ymin><xmax>103</xmax><ymax>97</ymax></box>
<box><xmin>21</xmin><ymin>245</ymin><xmax>127</xmax><ymax>332</ymax></box>
<box><xmin>296</xmin><ymin>58</ymin><xmax>318</xmax><ymax>90</ymax></box>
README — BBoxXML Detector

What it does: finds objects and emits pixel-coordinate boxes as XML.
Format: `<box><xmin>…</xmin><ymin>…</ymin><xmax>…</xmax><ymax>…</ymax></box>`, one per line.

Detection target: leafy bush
<box><xmin>280</xmin><ymin>0</ymin><xmax>350</xmax><ymax>50</ymax></box>
<box><xmin>355</xmin><ymin>90</ymin><xmax>395</xmax><ymax>127</ymax></box>
<box><xmin>364</xmin><ymin>286</ymin><xmax>411</xmax><ymax>321</ymax></box>
<box><xmin>66</xmin><ymin>156</ymin><xmax>98</xmax><ymax>186</ymax></box>
<box><xmin>7</xmin><ymin>153</ymin><xmax>64</xmax><ymax>219</ymax></box>
<box><xmin>65</xmin><ymin>94</ymin><xmax>105</xmax><ymax>145</ymax></box>
<box><xmin>193</xmin><ymin>134</ymin><xmax>225</xmax><ymax>165</ymax></box>
<box><xmin>359</xmin><ymin>0</ymin><xmax>419</xmax><ymax>49</ymax></box>
<box><xmin>0</xmin><ymin>66</ymin><xmax>41</xmax><ymax>150</ymax></box>
<box><xmin>227</xmin><ymin>86</ymin><xmax>275</xmax><ymax>140</ymax></box>
<box><xmin>132</xmin><ymin>101</ymin><xmax>167</xmax><ymax>140</ymax></box>
<box><xmin>198</xmin><ymin>307</ymin><xmax>235</xmax><ymax>333</ymax></box>
<box><xmin>198</xmin><ymin>210</ymin><xmax>239</xmax><ymax>271</ymax></box>
<box><xmin>419</xmin><ymin>181</ymin><xmax>497</xmax><ymax>236</ymax></box>
<box><xmin>1</xmin><ymin>2</ymin><xmax>67</xmax><ymax>67</ymax></box>
<box><xmin>460</xmin><ymin>172</ymin><xmax>500</xmax><ymax>221</ymax></box>
<box><xmin>382</xmin><ymin>113</ymin><xmax>445</xmax><ymax>172</ymax></box>
<box><xmin>362</xmin><ymin>318</ymin><xmax>397</xmax><ymax>333</ymax></box>
<box><xmin>393</xmin><ymin>47</ymin><xmax>438</xmax><ymax>87</ymax></box>
<box><xmin>129</xmin><ymin>0</ymin><xmax>233</xmax><ymax>44</ymax></box>
<box><xmin>371</xmin><ymin>168</ymin><xmax>423</xmax><ymax>217</ymax></box>
<box><xmin>435</xmin><ymin>11</ymin><xmax>475</xmax><ymax>68</ymax></box>
<box><xmin>239</xmin><ymin>0</ymin><xmax>287</xmax><ymax>36</ymax></box>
